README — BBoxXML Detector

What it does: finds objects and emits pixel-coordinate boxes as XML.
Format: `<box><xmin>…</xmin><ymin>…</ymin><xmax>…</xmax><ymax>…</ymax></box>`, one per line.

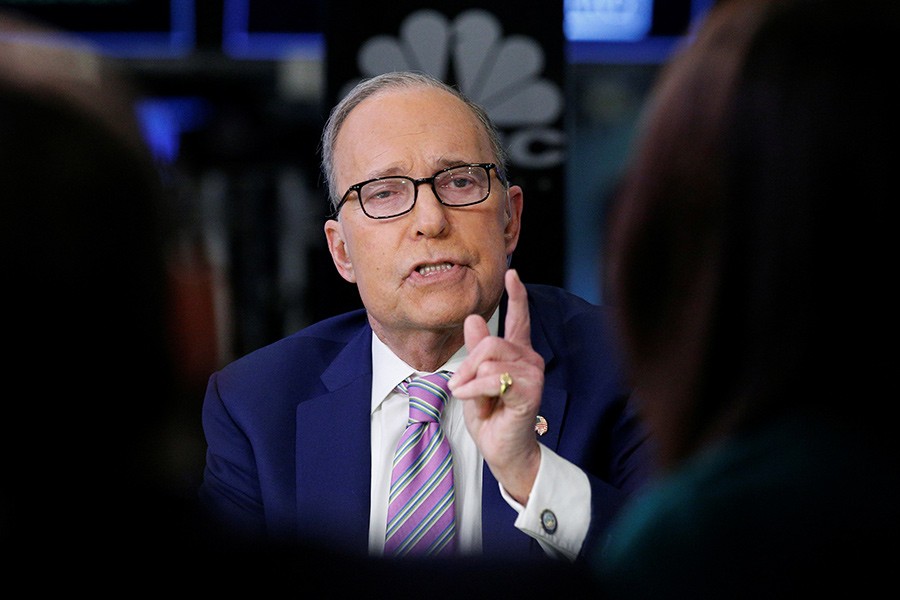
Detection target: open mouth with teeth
<box><xmin>417</xmin><ymin>263</ymin><xmax>453</xmax><ymax>276</ymax></box>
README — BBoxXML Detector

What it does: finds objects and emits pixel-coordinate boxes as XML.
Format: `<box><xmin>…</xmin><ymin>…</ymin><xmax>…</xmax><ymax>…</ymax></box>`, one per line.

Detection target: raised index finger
<box><xmin>503</xmin><ymin>268</ymin><xmax>532</xmax><ymax>347</ymax></box>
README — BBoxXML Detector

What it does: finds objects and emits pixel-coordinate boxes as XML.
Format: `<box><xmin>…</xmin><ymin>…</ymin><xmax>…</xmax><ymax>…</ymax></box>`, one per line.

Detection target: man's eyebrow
<box><xmin>364</xmin><ymin>158</ymin><xmax>474</xmax><ymax>180</ymax></box>
<box><xmin>434</xmin><ymin>157</ymin><xmax>476</xmax><ymax>169</ymax></box>
<box><xmin>362</xmin><ymin>164</ymin><xmax>411</xmax><ymax>180</ymax></box>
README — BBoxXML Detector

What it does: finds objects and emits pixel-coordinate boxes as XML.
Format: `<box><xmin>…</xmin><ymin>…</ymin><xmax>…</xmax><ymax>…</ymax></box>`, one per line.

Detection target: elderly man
<box><xmin>199</xmin><ymin>71</ymin><xmax>651</xmax><ymax>562</ymax></box>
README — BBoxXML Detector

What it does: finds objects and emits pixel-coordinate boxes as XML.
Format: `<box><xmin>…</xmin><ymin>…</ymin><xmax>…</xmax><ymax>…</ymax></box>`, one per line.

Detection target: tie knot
<box><xmin>405</xmin><ymin>371</ymin><xmax>452</xmax><ymax>423</ymax></box>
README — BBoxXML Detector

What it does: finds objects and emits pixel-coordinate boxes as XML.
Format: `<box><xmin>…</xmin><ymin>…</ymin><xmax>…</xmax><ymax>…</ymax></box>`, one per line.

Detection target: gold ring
<box><xmin>499</xmin><ymin>372</ymin><xmax>513</xmax><ymax>396</ymax></box>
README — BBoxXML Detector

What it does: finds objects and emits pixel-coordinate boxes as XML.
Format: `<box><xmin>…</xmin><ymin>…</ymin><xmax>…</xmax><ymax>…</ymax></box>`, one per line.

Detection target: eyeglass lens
<box><xmin>360</xmin><ymin>164</ymin><xmax>491</xmax><ymax>218</ymax></box>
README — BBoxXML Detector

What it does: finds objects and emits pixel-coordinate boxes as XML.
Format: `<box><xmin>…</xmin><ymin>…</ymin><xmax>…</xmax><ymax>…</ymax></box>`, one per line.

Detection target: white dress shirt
<box><xmin>367</xmin><ymin>309</ymin><xmax>591</xmax><ymax>560</ymax></box>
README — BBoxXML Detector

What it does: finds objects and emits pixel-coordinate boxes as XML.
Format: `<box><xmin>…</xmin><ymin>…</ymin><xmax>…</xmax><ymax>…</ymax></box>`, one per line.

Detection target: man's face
<box><xmin>324</xmin><ymin>86</ymin><xmax>523</xmax><ymax>340</ymax></box>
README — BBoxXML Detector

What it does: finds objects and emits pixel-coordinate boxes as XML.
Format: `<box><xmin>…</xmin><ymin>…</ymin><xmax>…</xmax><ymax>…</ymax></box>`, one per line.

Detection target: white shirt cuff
<box><xmin>499</xmin><ymin>443</ymin><xmax>591</xmax><ymax>561</ymax></box>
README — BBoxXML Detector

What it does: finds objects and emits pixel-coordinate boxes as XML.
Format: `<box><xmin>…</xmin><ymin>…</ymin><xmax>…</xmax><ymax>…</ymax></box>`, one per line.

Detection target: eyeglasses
<box><xmin>333</xmin><ymin>163</ymin><xmax>506</xmax><ymax>220</ymax></box>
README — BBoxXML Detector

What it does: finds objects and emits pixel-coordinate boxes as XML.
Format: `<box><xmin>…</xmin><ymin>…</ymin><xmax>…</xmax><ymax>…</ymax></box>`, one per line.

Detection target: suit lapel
<box><xmin>295</xmin><ymin>325</ymin><xmax>373</xmax><ymax>554</ymax></box>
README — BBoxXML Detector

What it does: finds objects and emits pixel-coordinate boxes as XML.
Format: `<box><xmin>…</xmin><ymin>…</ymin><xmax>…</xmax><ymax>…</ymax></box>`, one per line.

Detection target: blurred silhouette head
<box><xmin>1</xmin><ymin>10</ymin><xmax>179</xmax><ymax>542</ymax></box>
<box><xmin>603</xmin><ymin>0</ymin><xmax>898</xmax><ymax>466</ymax></box>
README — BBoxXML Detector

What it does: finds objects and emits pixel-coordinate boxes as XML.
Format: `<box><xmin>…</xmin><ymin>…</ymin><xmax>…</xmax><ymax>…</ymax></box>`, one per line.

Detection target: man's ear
<box><xmin>503</xmin><ymin>185</ymin><xmax>524</xmax><ymax>255</ymax></box>
<box><xmin>324</xmin><ymin>219</ymin><xmax>356</xmax><ymax>283</ymax></box>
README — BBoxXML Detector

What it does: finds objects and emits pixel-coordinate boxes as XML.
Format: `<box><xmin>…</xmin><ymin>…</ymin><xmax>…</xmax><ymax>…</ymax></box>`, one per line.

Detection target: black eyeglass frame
<box><xmin>331</xmin><ymin>162</ymin><xmax>507</xmax><ymax>220</ymax></box>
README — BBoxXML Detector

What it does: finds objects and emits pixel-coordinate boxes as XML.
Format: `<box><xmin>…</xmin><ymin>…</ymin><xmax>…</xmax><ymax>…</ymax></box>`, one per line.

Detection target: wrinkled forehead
<box><xmin>333</xmin><ymin>87</ymin><xmax>494</xmax><ymax>184</ymax></box>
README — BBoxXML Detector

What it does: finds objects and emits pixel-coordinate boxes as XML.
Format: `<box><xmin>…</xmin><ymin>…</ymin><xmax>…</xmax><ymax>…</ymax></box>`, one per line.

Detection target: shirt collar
<box><xmin>370</xmin><ymin>307</ymin><xmax>500</xmax><ymax>413</ymax></box>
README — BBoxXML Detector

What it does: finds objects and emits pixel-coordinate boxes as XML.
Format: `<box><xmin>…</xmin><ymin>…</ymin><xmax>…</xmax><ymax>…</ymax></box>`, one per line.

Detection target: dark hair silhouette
<box><xmin>0</xmin><ymin>11</ymin><xmax>189</xmax><ymax>553</ymax></box>
<box><xmin>604</xmin><ymin>0</ymin><xmax>898</xmax><ymax>467</ymax></box>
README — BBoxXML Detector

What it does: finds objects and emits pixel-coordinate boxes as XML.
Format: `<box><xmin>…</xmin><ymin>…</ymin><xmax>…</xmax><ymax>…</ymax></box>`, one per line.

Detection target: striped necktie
<box><xmin>384</xmin><ymin>371</ymin><xmax>457</xmax><ymax>557</ymax></box>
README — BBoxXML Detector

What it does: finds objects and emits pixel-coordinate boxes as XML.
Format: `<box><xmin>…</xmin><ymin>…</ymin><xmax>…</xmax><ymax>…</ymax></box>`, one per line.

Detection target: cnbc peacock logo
<box><xmin>338</xmin><ymin>8</ymin><xmax>565</xmax><ymax>170</ymax></box>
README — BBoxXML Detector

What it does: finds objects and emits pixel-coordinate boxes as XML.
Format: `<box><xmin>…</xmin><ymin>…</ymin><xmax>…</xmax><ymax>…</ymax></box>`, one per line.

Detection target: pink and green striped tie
<box><xmin>384</xmin><ymin>371</ymin><xmax>457</xmax><ymax>557</ymax></box>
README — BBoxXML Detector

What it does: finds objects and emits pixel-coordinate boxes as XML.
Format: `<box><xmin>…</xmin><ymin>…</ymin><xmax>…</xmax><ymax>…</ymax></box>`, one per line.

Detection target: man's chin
<box><xmin>416</xmin><ymin>308</ymin><xmax>470</xmax><ymax>332</ymax></box>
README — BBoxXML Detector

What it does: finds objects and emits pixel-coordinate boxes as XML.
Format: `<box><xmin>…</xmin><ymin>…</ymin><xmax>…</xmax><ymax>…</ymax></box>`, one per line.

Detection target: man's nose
<box><xmin>411</xmin><ymin>182</ymin><xmax>448</xmax><ymax>235</ymax></box>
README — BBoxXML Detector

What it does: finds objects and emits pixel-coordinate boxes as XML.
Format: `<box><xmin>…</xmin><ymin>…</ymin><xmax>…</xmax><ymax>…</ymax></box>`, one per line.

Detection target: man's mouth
<box><xmin>417</xmin><ymin>262</ymin><xmax>453</xmax><ymax>276</ymax></box>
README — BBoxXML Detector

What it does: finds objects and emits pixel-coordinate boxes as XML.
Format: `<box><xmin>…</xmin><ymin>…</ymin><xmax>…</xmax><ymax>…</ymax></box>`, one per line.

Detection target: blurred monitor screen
<box><xmin>223</xmin><ymin>0</ymin><xmax>322</xmax><ymax>59</ymax></box>
<box><xmin>564</xmin><ymin>0</ymin><xmax>711</xmax><ymax>41</ymax></box>
<box><xmin>0</xmin><ymin>0</ymin><xmax>195</xmax><ymax>58</ymax></box>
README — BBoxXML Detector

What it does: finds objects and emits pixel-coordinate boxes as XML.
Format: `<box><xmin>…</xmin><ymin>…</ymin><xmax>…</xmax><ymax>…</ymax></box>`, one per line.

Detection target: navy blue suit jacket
<box><xmin>200</xmin><ymin>283</ymin><xmax>652</xmax><ymax>560</ymax></box>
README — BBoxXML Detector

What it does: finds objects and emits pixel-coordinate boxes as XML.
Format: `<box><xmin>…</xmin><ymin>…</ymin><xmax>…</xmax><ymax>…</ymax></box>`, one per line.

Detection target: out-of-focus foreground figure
<box><xmin>0</xmin><ymin>10</ymin><xmax>215</xmax><ymax>582</ymax></box>
<box><xmin>590</xmin><ymin>0</ymin><xmax>899</xmax><ymax>597</ymax></box>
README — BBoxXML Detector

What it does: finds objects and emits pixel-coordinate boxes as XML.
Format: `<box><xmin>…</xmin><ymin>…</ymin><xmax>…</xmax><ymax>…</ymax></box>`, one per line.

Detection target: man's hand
<box><xmin>448</xmin><ymin>269</ymin><xmax>544</xmax><ymax>505</ymax></box>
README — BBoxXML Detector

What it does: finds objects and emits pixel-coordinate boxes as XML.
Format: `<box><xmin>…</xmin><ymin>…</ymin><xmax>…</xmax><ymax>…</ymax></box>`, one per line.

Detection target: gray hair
<box><xmin>320</xmin><ymin>71</ymin><xmax>509</xmax><ymax>213</ymax></box>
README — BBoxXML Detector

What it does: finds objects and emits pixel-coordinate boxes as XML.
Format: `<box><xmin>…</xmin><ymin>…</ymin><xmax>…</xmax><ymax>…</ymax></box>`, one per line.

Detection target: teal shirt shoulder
<box><xmin>590</xmin><ymin>409</ymin><xmax>899</xmax><ymax>598</ymax></box>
